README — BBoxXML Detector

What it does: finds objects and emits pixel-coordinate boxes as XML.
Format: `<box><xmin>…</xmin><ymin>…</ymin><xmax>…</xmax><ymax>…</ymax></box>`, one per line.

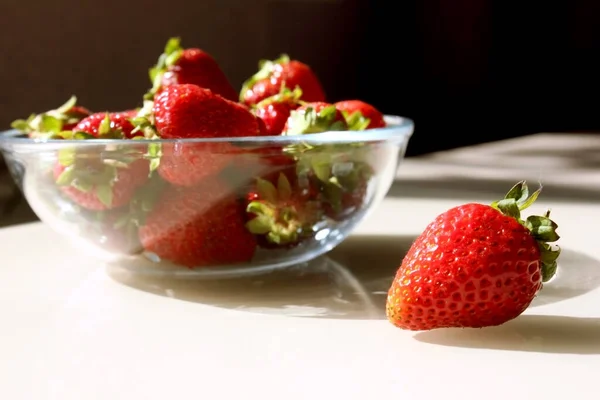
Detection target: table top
<box><xmin>1</xmin><ymin>133</ymin><xmax>599</xmax><ymax>400</ymax></box>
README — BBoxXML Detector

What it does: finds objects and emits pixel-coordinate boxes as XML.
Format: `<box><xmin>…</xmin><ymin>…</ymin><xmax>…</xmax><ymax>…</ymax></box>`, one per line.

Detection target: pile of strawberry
<box><xmin>11</xmin><ymin>37</ymin><xmax>388</xmax><ymax>268</ymax></box>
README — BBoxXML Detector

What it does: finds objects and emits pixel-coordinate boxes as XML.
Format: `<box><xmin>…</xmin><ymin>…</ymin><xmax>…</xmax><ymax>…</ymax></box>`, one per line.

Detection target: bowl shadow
<box><xmin>108</xmin><ymin>234</ymin><xmax>413</xmax><ymax>320</ymax></box>
<box><xmin>413</xmin><ymin>315</ymin><xmax>600</xmax><ymax>355</ymax></box>
<box><xmin>107</xmin><ymin>237</ymin><xmax>600</xmax><ymax>321</ymax></box>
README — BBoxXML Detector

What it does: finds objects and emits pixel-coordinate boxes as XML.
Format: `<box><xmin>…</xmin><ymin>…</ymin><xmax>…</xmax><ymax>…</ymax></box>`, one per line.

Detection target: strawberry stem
<box><xmin>491</xmin><ymin>180</ymin><xmax>561</xmax><ymax>283</ymax></box>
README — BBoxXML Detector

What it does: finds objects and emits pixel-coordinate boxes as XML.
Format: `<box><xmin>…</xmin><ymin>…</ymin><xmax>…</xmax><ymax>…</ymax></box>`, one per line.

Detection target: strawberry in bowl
<box><xmin>0</xmin><ymin>36</ymin><xmax>414</xmax><ymax>277</ymax></box>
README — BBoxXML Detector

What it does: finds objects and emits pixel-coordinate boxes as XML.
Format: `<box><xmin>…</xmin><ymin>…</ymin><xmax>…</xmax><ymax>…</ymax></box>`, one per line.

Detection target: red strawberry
<box><xmin>146</xmin><ymin>37</ymin><xmax>237</xmax><ymax>101</ymax></box>
<box><xmin>53</xmin><ymin>154</ymin><xmax>150</xmax><ymax>211</ymax></box>
<box><xmin>386</xmin><ymin>181</ymin><xmax>561</xmax><ymax>331</ymax></box>
<box><xmin>240</xmin><ymin>54</ymin><xmax>326</xmax><ymax>106</ymax></box>
<box><xmin>80</xmin><ymin>174</ymin><xmax>167</xmax><ymax>254</ymax></box>
<box><xmin>153</xmin><ymin>84</ymin><xmax>263</xmax><ymax>139</ymax></box>
<box><xmin>157</xmin><ymin>141</ymin><xmax>239</xmax><ymax>187</ymax></box>
<box><xmin>11</xmin><ymin>96</ymin><xmax>91</xmax><ymax>139</ymax></box>
<box><xmin>254</xmin><ymin>87</ymin><xmax>303</xmax><ymax>136</ymax></box>
<box><xmin>282</xmin><ymin>102</ymin><xmax>348</xmax><ymax>135</ymax></box>
<box><xmin>138</xmin><ymin>177</ymin><xmax>257</xmax><ymax>268</ymax></box>
<box><xmin>150</xmin><ymin>84</ymin><xmax>264</xmax><ymax>186</ymax></box>
<box><xmin>335</xmin><ymin>100</ymin><xmax>386</xmax><ymax>130</ymax></box>
<box><xmin>73</xmin><ymin>111</ymin><xmax>141</xmax><ymax>139</ymax></box>
<box><xmin>245</xmin><ymin>171</ymin><xmax>322</xmax><ymax>248</ymax></box>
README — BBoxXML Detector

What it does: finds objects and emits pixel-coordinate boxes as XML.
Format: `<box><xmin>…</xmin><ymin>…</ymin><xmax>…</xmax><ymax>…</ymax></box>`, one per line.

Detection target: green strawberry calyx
<box><xmin>283</xmin><ymin>105</ymin><xmax>347</xmax><ymax>135</ymax></box>
<box><xmin>144</xmin><ymin>37</ymin><xmax>184</xmax><ymax>100</ymax></box>
<box><xmin>129</xmin><ymin>101</ymin><xmax>162</xmax><ymax>174</ymax></box>
<box><xmin>240</xmin><ymin>54</ymin><xmax>291</xmax><ymax>103</ymax></box>
<box><xmin>55</xmin><ymin>156</ymin><xmax>120</xmax><ymax>208</ymax></box>
<box><xmin>111</xmin><ymin>173</ymin><xmax>166</xmax><ymax>229</ymax></box>
<box><xmin>11</xmin><ymin>96</ymin><xmax>87</xmax><ymax>138</ymax></box>
<box><xmin>341</xmin><ymin>110</ymin><xmax>371</xmax><ymax>131</ymax></box>
<box><xmin>255</xmin><ymin>85</ymin><xmax>304</xmax><ymax>109</ymax></box>
<box><xmin>130</xmin><ymin>100</ymin><xmax>160</xmax><ymax>139</ymax></box>
<box><xmin>490</xmin><ymin>180</ymin><xmax>561</xmax><ymax>283</ymax></box>
<box><xmin>245</xmin><ymin>173</ymin><xmax>321</xmax><ymax>245</ymax></box>
<box><xmin>55</xmin><ymin>140</ymin><xmax>146</xmax><ymax>208</ymax></box>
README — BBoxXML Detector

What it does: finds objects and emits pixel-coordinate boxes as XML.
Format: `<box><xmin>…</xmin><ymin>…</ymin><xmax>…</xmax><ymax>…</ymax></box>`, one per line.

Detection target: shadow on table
<box><xmin>390</xmin><ymin>133</ymin><xmax>600</xmax><ymax>203</ymax></box>
<box><xmin>413</xmin><ymin>315</ymin><xmax>600</xmax><ymax>355</ymax></box>
<box><xmin>388</xmin><ymin>178</ymin><xmax>600</xmax><ymax>203</ymax></box>
<box><xmin>108</xmin><ymin>235</ymin><xmax>600</xmax><ymax>321</ymax></box>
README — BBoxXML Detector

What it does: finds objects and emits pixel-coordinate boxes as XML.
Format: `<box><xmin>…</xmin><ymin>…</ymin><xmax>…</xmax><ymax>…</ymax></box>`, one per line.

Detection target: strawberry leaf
<box><xmin>277</xmin><ymin>173</ymin><xmax>292</xmax><ymax>201</ymax></box>
<box><xmin>96</xmin><ymin>184</ymin><xmax>114</xmax><ymax>208</ymax></box>
<box><xmin>146</xmin><ymin>142</ymin><xmax>162</xmax><ymax>173</ymax></box>
<box><xmin>256</xmin><ymin>178</ymin><xmax>278</xmax><ymax>203</ymax></box>
<box><xmin>343</xmin><ymin>110</ymin><xmax>371</xmax><ymax>131</ymax></box>
<box><xmin>246</xmin><ymin>214</ymin><xmax>273</xmax><ymax>235</ymax></box>
<box><xmin>56</xmin><ymin>166</ymin><xmax>76</xmax><ymax>186</ymax></box>
<box><xmin>490</xmin><ymin>181</ymin><xmax>562</xmax><ymax>285</ymax></box>
<box><xmin>240</xmin><ymin>54</ymin><xmax>290</xmax><ymax>103</ymax></box>
<box><xmin>53</xmin><ymin>96</ymin><xmax>77</xmax><ymax>115</ymax></box>
<box><xmin>145</xmin><ymin>37</ymin><xmax>184</xmax><ymax>100</ymax></box>
<box><xmin>284</xmin><ymin>105</ymin><xmax>348</xmax><ymax>135</ymax></box>
<box><xmin>58</xmin><ymin>148</ymin><xmax>76</xmax><ymax>166</ymax></box>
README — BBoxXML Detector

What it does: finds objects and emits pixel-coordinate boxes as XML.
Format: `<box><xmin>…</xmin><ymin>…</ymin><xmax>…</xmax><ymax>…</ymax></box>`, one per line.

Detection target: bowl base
<box><xmin>105</xmin><ymin>246</ymin><xmax>333</xmax><ymax>280</ymax></box>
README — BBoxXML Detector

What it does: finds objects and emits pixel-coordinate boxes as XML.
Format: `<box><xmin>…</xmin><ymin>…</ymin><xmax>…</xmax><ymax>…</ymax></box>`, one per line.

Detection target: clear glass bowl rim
<box><xmin>0</xmin><ymin>115</ymin><xmax>414</xmax><ymax>148</ymax></box>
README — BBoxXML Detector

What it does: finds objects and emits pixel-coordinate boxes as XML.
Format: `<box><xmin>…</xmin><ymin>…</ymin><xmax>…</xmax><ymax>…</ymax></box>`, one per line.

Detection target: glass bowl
<box><xmin>0</xmin><ymin>115</ymin><xmax>413</xmax><ymax>278</ymax></box>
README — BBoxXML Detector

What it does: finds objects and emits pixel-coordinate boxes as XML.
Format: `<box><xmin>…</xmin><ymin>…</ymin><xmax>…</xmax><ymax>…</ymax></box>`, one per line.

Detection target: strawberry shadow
<box><xmin>530</xmin><ymin>249</ymin><xmax>600</xmax><ymax>308</ymax></box>
<box><xmin>413</xmin><ymin>315</ymin><xmax>600</xmax><ymax>355</ymax></box>
<box><xmin>107</xmin><ymin>243</ymin><xmax>600</xmax><ymax>321</ymax></box>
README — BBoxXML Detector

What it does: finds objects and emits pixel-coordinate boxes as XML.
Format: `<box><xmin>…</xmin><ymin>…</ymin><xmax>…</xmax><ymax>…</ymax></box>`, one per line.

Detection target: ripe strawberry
<box><xmin>282</xmin><ymin>102</ymin><xmax>348</xmax><ymax>135</ymax></box>
<box><xmin>150</xmin><ymin>84</ymin><xmax>264</xmax><ymax>186</ymax></box>
<box><xmin>253</xmin><ymin>87</ymin><xmax>303</xmax><ymax>136</ymax></box>
<box><xmin>335</xmin><ymin>100</ymin><xmax>386</xmax><ymax>130</ymax></box>
<box><xmin>240</xmin><ymin>54</ymin><xmax>326</xmax><ymax>106</ymax></box>
<box><xmin>11</xmin><ymin>96</ymin><xmax>91</xmax><ymax>139</ymax></box>
<box><xmin>146</xmin><ymin>37</ymin><xmax>237</xmax><ymax>101</ymax></box>
<box><xmin>152</xmin><ymin>84</ymin><xmax>263</xmax><ymax>139</ymax></box>
<box><xmin>157</xmin><ymin>141</ymin><xmax>239</xmax><ymax>187</ymax></box>
<box><xmin>80</xmin><ymin>174</ymin><xmax>167</xmax><ymax>254</ymax></box>
<box><xmin>73</xmin><ymin>111</ymin><xmax>141</xmax><ymax>139</ymax></box>
<box><xmin>53</xmin><ymin>153</ymin><xmax>150</xmax><ymax>211</ymax></box>
<box><xmin>386</xmin><ymin>181</ymin><xmax>561</xmax><ymax>331</ymax></box>
<box><xmin>245</xmin><ymin>171</ymin><xmax>322</xmax><ymax>247</ymax></box>
<box><xmin>138</xmin><ymin>177</ymin><xmax>257</xmax><ymax>268</ymax></box>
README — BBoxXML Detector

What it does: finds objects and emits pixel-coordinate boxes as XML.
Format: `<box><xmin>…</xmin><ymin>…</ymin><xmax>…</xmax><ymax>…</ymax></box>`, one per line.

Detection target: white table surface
<box><xmin>1</xmin><ymin>133</ymin><xmax>599</xmax><ymax>400</ymax></box>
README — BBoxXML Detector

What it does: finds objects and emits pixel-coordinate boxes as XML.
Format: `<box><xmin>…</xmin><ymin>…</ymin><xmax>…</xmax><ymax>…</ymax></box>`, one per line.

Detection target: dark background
<box><xmin>1</xmin><ymin>0</ymin><xmax>599</xmax><ymax>224</ymax></box>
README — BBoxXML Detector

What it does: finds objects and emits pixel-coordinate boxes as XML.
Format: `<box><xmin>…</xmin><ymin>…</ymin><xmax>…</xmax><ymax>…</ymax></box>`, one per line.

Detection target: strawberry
<box><xmin>72</xmin><ymin>111</ymin><xmax>141</xmax><ymax>139</ymax></box>
<box><xmin>145</xmin><ymin>37</ymin><xmax>237</xmax><ymax>101</ymax></box>
<box><xmin>253</xmin><ymin>87</ymin><xmax>303</xmax><ymax>136</ymax></box>
<box><xmin>156</xmin><ymin>141</ymin><xmax>239</xmax><ymax>187</ymax></box>
<box><xmin>152</xmin><ymin>84</ymin><xmax>263</xmax><ymax>139</ymax></box>
<box><xmin>335</xmin><ymin>100</ymin><xmax>386</xmax><ymax>130</ymax></box>
<box><xmin>282</xmin><ymin>102</ymin><xmax>348</xmax><ymax>135</ymax></box>
<box><xmin>11</xmin><ymin>96</ymin><xmax>91</xmax><ymax>139</ymax></box>
<box><xmin>148</xmin><ymin>84</ymin><xmax>264</xmax><ymax>186</ymax></box>
<box><xmin>138</xmin><ymin>177</ymin><xmax>257</xmax><ymax>268</ymax></box>
<box><xmin>386</xmin><ymin>181</ymin><xmax>561</xmax><ymax>331</ymax></box>
<box><xmin>53</xmin><ymin>151</ymin><xmax>150</xmax><ymax>211</ymax></box>
<box><xmin>279</xmin><ymin>101</ymin><xmax>376</xmax><ymax>221</ymax></box>
<box><xmin>79</xmin><ymin>174</ymin><xmax>167</xmax><ymax>254</ymax></box>
<box><xmin>240</xmin><ymin>54</ymin><xmax>326</xmax><ymax>107</ymax></box>
<box><xmin>245</xmin><ymin>171</ymin><xmax>322</xmax><ymax>247</ymax></box>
